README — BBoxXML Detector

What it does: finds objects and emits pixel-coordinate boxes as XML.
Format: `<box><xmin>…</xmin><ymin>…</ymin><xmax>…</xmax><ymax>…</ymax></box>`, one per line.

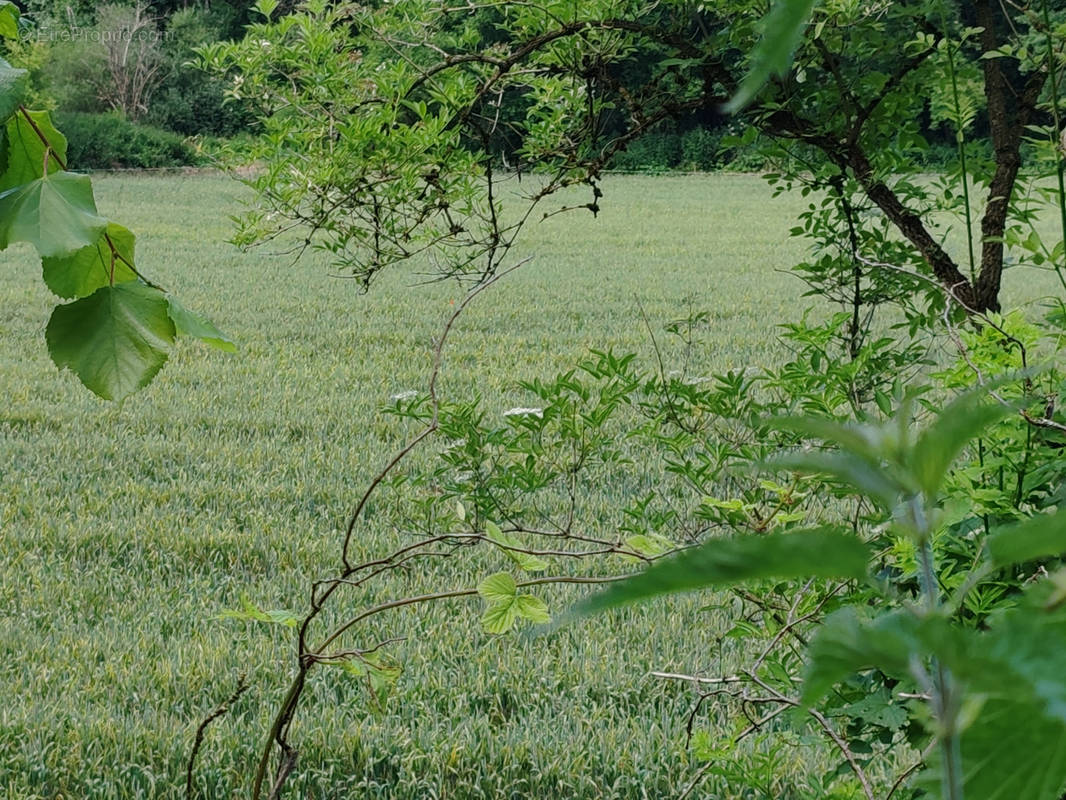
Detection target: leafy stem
<box><xmin>917</xmin><ymin>519</ymin><xmax>964</xmax><ymax>800</ymax></box>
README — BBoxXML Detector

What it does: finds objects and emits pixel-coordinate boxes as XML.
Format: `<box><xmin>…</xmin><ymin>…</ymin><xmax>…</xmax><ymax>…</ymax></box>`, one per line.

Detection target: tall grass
<box><xmin>0</xmin><ymin>173</ymin><xmax>1059</xmax><ymax>798</ymax></box>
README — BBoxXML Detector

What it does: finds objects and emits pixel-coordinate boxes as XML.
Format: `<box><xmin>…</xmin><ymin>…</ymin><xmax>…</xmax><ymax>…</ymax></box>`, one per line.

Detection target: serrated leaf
<box><xmin>921</xmin><ymin>698</ymin><xmax>1066</xmax><ymax>800</ymax></box>
<box><xmin>572</xmin><ymin>527</ymin><xmax>868</xmax><ymax>618</ymax></box>
<box><xmin>477</xmin><ymin>572</ymin><xmax>516</xmax><ymax>603</ymax></box>
<box><xmin>0</xmin><ymin>57</ymin><xmax>28</xmax><ymax>123</ymax></box>
<box><xmin>839</xmin><ymin>691</ymin><xmax>909</xmax><ymax>730</ymax></box>
<box><xmin>0</xmin><ymin>172</ymin><xmax>106</xmax><ymax>257</ymax></box>
<box><xmin>987</xmin><ymin>508</ymin><xmax>1066</xmax><ymax>568</ymax></box>
<box><xmin>950</xmin><ymin>594</ymin><xmax>1066</xmax><ymax>725</ymax></box>
<box><xmin>166</xmin><ymin>296</ymin><xmax>237</xmax><ymax>353</ymax></box>
<box><xmin>0</xmin><ymin>109</ymin><xmax>67</xmax><ymax>191</ymax></box>
<box><xmin>486</xmin><ymin>521</ymin><xmax>548</xmax><ymax>572</ymax></box>
<box><xmin>481</xmin><ymin>600</ymin><xmax>520</xmax><ymax>634</ymax></box>
<box><xmin>46</xmin><ymin>282</ymin><xmax>176</xmax><ymax>401</ymax></box>
<box><xmin>801</xmin><ymin>608</ymin><xmax>924</xmax><ymax>706</ymax></box>
<box><xmin>514</xmin><ymin>593</ymin><xmax>550</xmax><ymax>623</ymax></box>
<box><xmin>726</xmin><ymin>0</ymin><xmax>818</xmax><ymax>113</ymax></box>
<box><xmin>41</xmin><ymin>223</ymin><xmax>137</xmax><ymax>299</ymax></box>
<box><xmin>771</xmin><ymin>451</ymin><xmax>905</xmax><ymax>510</ymax></box>
<box><xmin>910</xmin><ymin>388</ymin><xmax>1014</xmax><ymax>499</ymax></box>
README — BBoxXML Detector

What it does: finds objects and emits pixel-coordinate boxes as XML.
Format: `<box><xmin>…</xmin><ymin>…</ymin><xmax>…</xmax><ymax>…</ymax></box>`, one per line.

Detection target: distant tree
<box><xmin>205</xmin><ymin>0</ymin><xmax>1066</xmax><ymax>316</ymax></box>
<box><xmin>94</xmin><ymin>2</ymin><xmax>165</xmax><ymax>119</ymax></box>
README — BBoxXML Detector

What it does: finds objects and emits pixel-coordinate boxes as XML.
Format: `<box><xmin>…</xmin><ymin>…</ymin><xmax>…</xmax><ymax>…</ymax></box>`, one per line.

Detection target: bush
<box><xmin>39</xmin><ymin>30</ymin><xmax>109</xmax><ymax>114</ymax></box>
<box><xmin>53</xmin><ymin>112</ymin><xmax>201</xmax><ymax>169</ymax></box>
<box><xmin>144</xmin><ymin>7</ymin><xmax>256</xmax><ymax>137</ymax></box>
<box><xmin>610</xmin><ymin>131</ymin><xmax>684</xmax><ymax>171</ymax></box>
<box><xmin>679</xmin><ymin>127</ymin><xmax>722</xmax><ymax>170</ymax></box>
<box><xmin>609</xmin><ymin>125</ymin><xmax>766</xmax><ymax>172</ymax></box>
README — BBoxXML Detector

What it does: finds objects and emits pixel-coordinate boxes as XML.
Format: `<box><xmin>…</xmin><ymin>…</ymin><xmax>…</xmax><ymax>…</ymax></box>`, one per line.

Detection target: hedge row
<box><xmin>53</xmin><ymin>112</ymin><xmax>203</xmax><ymax>170</ymax></box>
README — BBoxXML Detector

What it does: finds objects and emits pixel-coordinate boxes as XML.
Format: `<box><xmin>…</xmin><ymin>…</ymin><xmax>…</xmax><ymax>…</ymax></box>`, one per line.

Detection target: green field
<box><xmin>0</xmin><ymin>173</ymin><xmax>1057</xmax><ymax>799</ymax></box>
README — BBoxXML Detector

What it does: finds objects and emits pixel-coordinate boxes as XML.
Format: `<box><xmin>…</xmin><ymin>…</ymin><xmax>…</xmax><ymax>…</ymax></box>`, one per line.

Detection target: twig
<box><xmin>185</xmin><ymin>674</ymin><xmax>249</xmax><ymax>800</ymax></box>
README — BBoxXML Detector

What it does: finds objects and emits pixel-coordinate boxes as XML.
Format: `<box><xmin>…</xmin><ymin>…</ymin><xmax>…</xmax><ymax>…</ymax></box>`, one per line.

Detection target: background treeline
<box><xmin>6</xmin><ymin>0</ymin><xmax>964</xmax><ymax>171</ymax></box>
<box><xmin>6</xmin><ymin>0</ymin><xmax>266</xmax><ymax>167</ymax></box>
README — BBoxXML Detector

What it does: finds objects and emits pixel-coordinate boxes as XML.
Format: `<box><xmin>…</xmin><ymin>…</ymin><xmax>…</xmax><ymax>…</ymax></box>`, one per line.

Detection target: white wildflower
<box><xmin>390</xmin><ymin>390</ymin><xmax>418</xmax><ymax>401</ymax></box>
<box><xmin>503</xmin><ymin>407</ymin><xmax>544</xmax><ymax>418</ymax></box>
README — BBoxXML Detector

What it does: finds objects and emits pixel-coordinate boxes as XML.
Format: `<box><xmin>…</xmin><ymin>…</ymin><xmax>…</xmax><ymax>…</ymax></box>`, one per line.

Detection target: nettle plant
<box><xmin>0</xmin><ymin>1</ymin><xmax>231</xmax><ymax>401</ymax></box>
<box><xmin>576</xmin><ymin>388</ymin><xmax>1066</xmax><ymax>800</ymax></box>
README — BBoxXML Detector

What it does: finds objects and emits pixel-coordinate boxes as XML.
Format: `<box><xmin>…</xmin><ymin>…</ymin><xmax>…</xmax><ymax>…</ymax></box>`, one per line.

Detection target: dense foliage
<box><xmin>0</xmin><ymin>1</ymin><xmax>230</xmax><ymax>398</ymax></box>
<box><xmin>193</xmin><ymin>1</ymin><xmax>1066</xmax><ymax>799</ymax></box>
<box><xmin>6</xmin><ymin>0</ymin><xmax>1066</xmax><ymax>798</ymax></box>
<box><xmin>2</xmin><ymin>0</ymin><xmax>258</xmax><ymax>165</ymax></box>
<box><xmin>56</xmin><ymin>111</ymin><xmax>200</xmax><ymax>169</ymax></box>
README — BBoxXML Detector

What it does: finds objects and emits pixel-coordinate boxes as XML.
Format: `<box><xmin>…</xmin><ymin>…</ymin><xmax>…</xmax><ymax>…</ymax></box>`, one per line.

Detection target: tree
<box><xmin>192</xmin><ymin>4</ymin><xmax>1066</xmax><ymax>799</ymax></box>
<box><xmin>95</xmin><ymin>2</ymin><xmax>165</xmax><ymax>119</ymax></box>
<box><xmin>205</xmin><ymin>0</ymin><xmax>1066</xmax><ymax>317</ymax></box>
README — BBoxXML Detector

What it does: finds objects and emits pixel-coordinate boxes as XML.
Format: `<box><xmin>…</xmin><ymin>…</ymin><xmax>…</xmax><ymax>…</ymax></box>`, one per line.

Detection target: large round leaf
<box><xmin>46</xmin><ymin>282</ymin><xmax>176</xmax><ymax>401</ymax></box>
<box><xmin>0</xmin><ymin>109</ymin><xmax>67</xmax><ymax>191</ymax></box>
<box><xmin>0</xmin><ymin>172</ymin><xmax>107</xmax><ymax>257</ymax></box>
<box><xmin>41</xmin><ymin>223</ymin><xmax>137</xmax><ymax>299</ymax></box>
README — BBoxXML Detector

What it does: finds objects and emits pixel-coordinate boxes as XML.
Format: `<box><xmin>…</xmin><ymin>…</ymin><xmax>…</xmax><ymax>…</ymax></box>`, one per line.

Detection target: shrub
<box><xmin>679</xmin><ymin>127</ymin><xmax>722</xmax><ymax>170</ymax></box>
<box><xmin>610</xmin><ymin>126</ymin><xmax>766</xmax><ymax>172</ymax></box>
<box><xmin>144</xmin><ymin>7</ymin><xmax>256</xmax><ymax>137</ymax></box>
<box><xmin>53</xmin><ymin>111</ymin><xmax>201</xmax><ymax>169</ymax></box>
<box><xmin>610</xmin><ymin>131</ymin><xmax>683</xmax><ymax>171</ymax></box>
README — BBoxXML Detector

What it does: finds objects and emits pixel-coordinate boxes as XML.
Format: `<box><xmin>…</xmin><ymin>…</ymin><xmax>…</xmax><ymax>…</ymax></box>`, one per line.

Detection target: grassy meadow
<box><xmin>0</xmin><ymin>173</ymin><xmax>1059</xmax><ymax>799</ymax></box>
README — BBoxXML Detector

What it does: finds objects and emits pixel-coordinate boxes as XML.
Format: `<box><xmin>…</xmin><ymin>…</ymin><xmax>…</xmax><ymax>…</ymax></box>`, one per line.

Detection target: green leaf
<box><xmin>220</xmin><ymin>596</ymin><xmax>299</xmax><ymax>628</ymax></box>
<box><xmin>46</xmin><ymin>282</ymin><xmax>176</xmax><ymax>401</ymax></box>
<box><xmin>477</xmin><ymin>572</ymin><xmax>548</xmax><ymax>633</ymax></box>
<box><xmin>922</xmin><ymin>698</ymin><xmax>1066</xmax><ymax>800</ymax></box>
<box><xmin>514</xmin><ymin>593</ymin><xmax>550</xmax><ymax>623</ymax></box>
<box><xmin>0</xmin><ymin>172</ymin><xmax>107</xmax><ymax>257</ymax></box>
<box><xmin>341</xmin><ymin>650</ymin><xmax>403</xmax><ymax>706</ymax></box>
<box><xmin>486</xmin><ymin>521</ymin><xmax>548</xmax><ymax>572</ymax></box>
<box><xmin>255</xmin><ymin>0</ymin><xmax>279</xmax><ymax>19</ymax></box>
<box><xmin>623</xmin><ymin>533</ymin><xmax>675</xmax><ymax>559</ymax></box>
<box><xmin>768</xmin><ymin>416</ymin><xmax>886</xmax><ymax>462</ymax></box>
<box><xmin>0</xmin><ymin>2</ymin><xmax>19</xmax><ymax>40</ymax></box>
<box><xmin>801</xmin><ymin>608</ymin><xmax>923</xmax><ymax>706</ymax></box>
<box><xmin>987</xmin><ymin>508</ymin><xmax>1066</xmax><ymax>568</ymax></box>
<box><xmin>573</xmin><ymin>527</ymin><xmax>868</xmax><ymax>618</ymax></box>
<box><xmin>0</xmin><ymin>109</ymin><xmax>67</xmax><ymax>192</ymax></box>
<box><xmin>951</xmin><ymin>595</ymin><xmax>1066</xmax><ymax>726</ymax></box>
<box><xmin>910</xmin><ymin>388</ymin><xmax>1014</xmax><ymax>499</ymax></box>
<box><xmin>166</xmin><ymin>296</ymin><xmax>237</xmax><ymax>353</ymax></box>
<box><xmin>478</xmin><ymin>571</ymin><xmax>517</xmax><ymax>603</ymax></box>
<box><xmin>771</xmin><ymin>451</ymin><xmax>904</xmax><ymax>510</ymax></box>
<box><xmin>838</xmin><ymin>690</ymin><xmax>909</xmax><ymax>731</ymax></box>
<box><xmin>0</xmin><ymin>57</ymin><xmax>28</xmax><ymax>123</ymax></box>
<box><xmin>481</xmin><ymin>600</ymin><xmax>520</xmax><ymax>634</ymax></box>
<box><xmin>725</xmin><ymin>0</ymin><xmax>819</xmax><ymax>113</ymax></box>
<box><xmin>41</xmin><ymin>223</ymin><xmax>137</xmax><ymax>299</ymax></box>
